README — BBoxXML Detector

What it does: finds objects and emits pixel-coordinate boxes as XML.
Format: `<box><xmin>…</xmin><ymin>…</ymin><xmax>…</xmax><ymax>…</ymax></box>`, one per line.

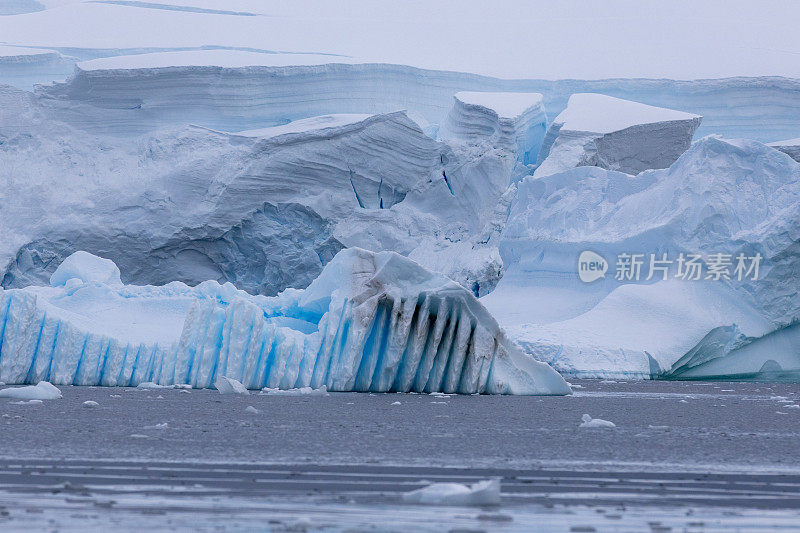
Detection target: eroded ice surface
<box><xmin>0</xmin><ymin>249</ymin><xmax>570</xmax><ymax>395</ymax></box>
<box><xmin>439</xmin><ymin>91</ymin><xmax>546</xmax><ymax>166</ymax></box>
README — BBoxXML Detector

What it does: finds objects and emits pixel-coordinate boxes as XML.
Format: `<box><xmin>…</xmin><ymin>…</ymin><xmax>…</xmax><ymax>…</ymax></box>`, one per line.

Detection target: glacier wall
<box><xmin>1</xmin><ymin>82</ymin><xmax>523</xmax><ymax>299</ymax></box>
<box><xmin>0</xmin><ymin>249</ymin><xmax>571</xmax><ymax>395</ymax></box>
<box><xmin>28</xmin><ymin>57</ymin><xmax>800</xmax><ymax>142</ymax></box>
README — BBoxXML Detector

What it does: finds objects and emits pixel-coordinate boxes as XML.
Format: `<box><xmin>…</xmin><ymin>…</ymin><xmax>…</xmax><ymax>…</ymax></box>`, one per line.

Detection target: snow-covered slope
<box><xmin>0</xmin><ymin>249</ymin><xmax>571</xmax><ymax>395</ymax></box>
<box><xmin>484</xmin><ymin>136</ymin><xmax>800</xmax><ymax>379</ymax></box>
<box><xmin>439</xmin><ymin>92</ymin><xmax>546</xmax><ymax>165</ymax></box>
<box><xmin>535</xmin><ymin>94</ymin><xmax>701</xmax><ymax>177</ymax></box>
<box><xmin>768</xmin><ymin>138</ymin><xmax>800</xmax><ymax>163</ymax></box>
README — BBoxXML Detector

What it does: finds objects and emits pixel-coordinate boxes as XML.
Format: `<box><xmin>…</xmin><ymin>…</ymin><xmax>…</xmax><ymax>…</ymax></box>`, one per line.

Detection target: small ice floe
<box><xmin>245</xmin><ymin>406</ymin><xmax>259</xmax><ymax>414</ymax></box>
<box><xmin>129</xmin><ymin>434</ymin><xmax>149</xmax><ymax>439</ymax></box>
<box><xmin>566</xmin><ymin>382</ymin><xmax>584</xmax><ymax>389</ymax></box>
<box><xmin>391</xmin><ymin>401</ymin><xmax>402</xmax><ymax>405</ymax></box>
<box><xmin>429</xmin><ymin>392</ymin><xmax>451</xmax><ymax>398</ymax></box>
<box><xmin>82</xmin><ymin>401</ymin><xmax>99</xmax><ymax>408</ymax></box>
<box><xmin>110</xmin><ymin>394</ymin><xmax>122</xmax><ymax>398</ymax></box>
<box><xmin>10</xmin><ymin>399</ymin><xmax>43</xmax><ymax>406</ymax></box>
<box><xmin>0</xmin><ymin>381</ymin><xmax>62</xmax><ymax>400</ymax></box>
<box><xmin>214</xmin><ymin>376</ymin><xmax>250</xmax><ymax>395</ymax></box>
<box><xmin>679</xmin><ymin>399</ymin><xmax>689</xmax><ymax>403</ymax></box>
<box><xmin>785</xmin><ymin>404</ymin><xmax>800</xmax><ymax>409</ymax></box>
<box><xmin>648</xmin><ymin>425</ymin><xmax>669</xmax><ymax>430</ymax></box>
<box><xmin>260</xmin><ymin>386</ymin><xmax>329</xmax><ymax>396</ymax></box>
<box><xmin>402</xmin><ymin>478</ymin><xmax>501</xmax><ymax>506</ymax></box>
<box><xmin>137</xmin><ymin>382</ymin><xmax>170</xmax><ymax>390</ymax></box>
<box><xmin>579</xmin><ymin>414</ymin><xmax>616</xmax><ymax>428</ymax></box>
<box><xmin>143</xmin><ymin>422</ymin><xmax>168</xmax><ymax>430</ymax></box>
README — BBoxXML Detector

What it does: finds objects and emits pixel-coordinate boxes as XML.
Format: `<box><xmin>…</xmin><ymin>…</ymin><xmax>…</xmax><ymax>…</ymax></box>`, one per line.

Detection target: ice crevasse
<box><xmin>0</xmin><ymin>249</ymin><xmax>570</xmax><ymax>395</ymax></box>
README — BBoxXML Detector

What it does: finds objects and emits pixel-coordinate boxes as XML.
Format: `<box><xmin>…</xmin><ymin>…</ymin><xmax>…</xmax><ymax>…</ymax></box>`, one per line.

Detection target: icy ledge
<box><xmin>0</xmin><ymin>249</ymin><xmax>569</xmax><ymax>395</ymax></box>
<box><xmin>535</xmin><ymin>93</ymin><xmax>701</xmax><ymax>177</ymax></box>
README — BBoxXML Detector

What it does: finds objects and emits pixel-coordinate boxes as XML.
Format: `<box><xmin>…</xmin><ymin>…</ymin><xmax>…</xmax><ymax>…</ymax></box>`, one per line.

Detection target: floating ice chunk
<box><xmin>535</xmin><ymin>93</ymin><xmax>701</xmax><ymax>177</ymax></box>
<box><xmin>391</xmin><ymin>401</ymin><xmax>401</xmax><ymax>405</ymax></box>
<box><xmin>10</xmin><ymin>399</ymin><xmax>43</xmax><ymax>405</ymax></box>
<box><xmin>244</xmin><ymin>406</ymin><xmax>259</xmax><ymax>414</ymax></box>
<box><xmin>49</xmin><ymin>251</ymin><xmax>122</xmax><ymax>288</ymax></box>
<box><xmin>0</xmin><ymin>382</ymin><xmax>62</xmax><ymax>400</ymax></box>
<box><xmin>402</xmin><ymin>478</ymin><xmax>501</xmax><ymax>506</ymax></box>
<box><xmin>137</xmin><ymin>382</ymin><xmax>171</xmax><ymax>390</ymax></box>
<box><xmin>579</xmin><ymin>414</ymin><xmax>616</xmax><ymax>428</ymax></box>
<box><xmin>260</xmin><ymin>386</ymin><xmax>330</xmax><ymax>396</ymax></box>
<box><xmin>143</xmin><ymin>422</ymin><xmax>168</xmax><ymax>430</ymax></box>
<box><xmin>215</xmin><ymin>376</ymin><xmax>249</xmax><ymax>395</ymax></box>
<box><xmin>82</xmin><ymin>400</ymin><xmax>99</xmax><ymax>408</ymax></box>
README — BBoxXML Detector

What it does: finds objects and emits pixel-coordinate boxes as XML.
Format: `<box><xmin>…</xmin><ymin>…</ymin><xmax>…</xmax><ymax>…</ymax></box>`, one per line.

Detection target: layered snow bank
<box><xmin>25</xmin><ymin>50</ymin><xmax>800</xmax><ymax>141</ymax></box>
<box><xmin>439</xmin><ymin>92</ymin><xmax>546</xmax><ymax>165</ymax></box>
<box><xmin>768</xmin><ymin>138</ymin><xmax>800</xmax><ymax>163</ymax></box>
<box><xmin>535</xmin><ymin>93</ymin><xmax>701</xmax><ymax>177</ymax></box>
<box><xmin>0</xmin><ymin>249</ymin><xmax>570</xmax><ymax>395</ymax></box>
<box><xmin>485</xmin><ymin>136</ymin><xmax>800</xmax><ymax>379</ymax></box>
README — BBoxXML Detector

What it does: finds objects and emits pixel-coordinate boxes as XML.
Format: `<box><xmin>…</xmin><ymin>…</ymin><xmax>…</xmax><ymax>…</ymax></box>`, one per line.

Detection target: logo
<box><xmin>578</xmin><ymin>250</ymin><xmax>608</xmax><ymax>283</ymax></box>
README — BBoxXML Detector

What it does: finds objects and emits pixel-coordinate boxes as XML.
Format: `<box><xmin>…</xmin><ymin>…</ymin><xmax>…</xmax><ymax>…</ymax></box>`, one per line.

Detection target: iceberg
<box><xmin>484</xmin><ymin>136</ymin><xmax>800</xmax><ymax>380</ymax></box>
<box><xmin>534</xmin><ymin>93</ymin><xmax>701</xmax><ymax>177</ymax></box>
<box><xmin>0</xmin><ymin>249</ymin><xmax>570</xmax><ymax>395</ymax></box>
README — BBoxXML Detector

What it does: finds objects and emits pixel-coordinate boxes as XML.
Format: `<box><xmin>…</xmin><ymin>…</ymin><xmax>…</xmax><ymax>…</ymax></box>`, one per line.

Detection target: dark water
<box><xmin>2</xmin><ymin>380</ymin><xmax>800</xmax><ymax>531</ymax></box>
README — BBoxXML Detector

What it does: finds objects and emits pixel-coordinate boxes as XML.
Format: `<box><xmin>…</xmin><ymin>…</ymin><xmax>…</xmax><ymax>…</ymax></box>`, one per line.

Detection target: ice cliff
<box><xmin>535</xmin><ymin>93</ymin><xmax>701</xmax><ymax>177</ymax></box>
<box><xmin>1</xmin><ymin>82</ymin><xmax>516</xmax><ymax>298</ymax></box>
<box><xmin>20</xmin><ymin>50</ymin><xmax>800</xmax><ymax>142</ymax></box>
<box><xmin>484</xmin><ymin>136</ymin><xmax>800</xmax><ymax>379</ymax></box>
<box><xmin>0</xmin><ymin>249</ymin><xmax>570</xmax><ymax>395</ymax></box>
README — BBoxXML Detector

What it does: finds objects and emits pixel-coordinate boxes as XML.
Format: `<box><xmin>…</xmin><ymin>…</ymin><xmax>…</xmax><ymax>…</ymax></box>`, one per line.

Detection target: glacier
<box><xmin>0</xmin><ymin>249</ymin><xmax>570</xmax><ymax>395</ymax></box>
<box><xmin>0</xmin><ymin>2</ymin><xmax>799</xmax><ymax>385</ymax></box>
<box><xmin>535</xmin><ymin>93</ymin><xmax>702</xmax><ymax>178</ymax></box>
<box><xmin>483</xmin><ymin>136</ymin><xmax>800</xmax><ymax>380</ymax></box>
